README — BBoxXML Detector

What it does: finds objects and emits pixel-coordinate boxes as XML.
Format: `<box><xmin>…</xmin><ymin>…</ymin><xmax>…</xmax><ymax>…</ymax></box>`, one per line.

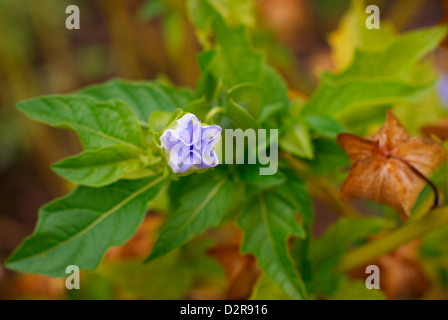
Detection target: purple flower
<box><xmin>160</xmin><ymin>113</ymin><xmax>221</xmax><ymax>173</ymax></box>
<box><xmin>438</xmin><ymin>73</ymin><xmax>448</xmax><ymax>107</ymax></box>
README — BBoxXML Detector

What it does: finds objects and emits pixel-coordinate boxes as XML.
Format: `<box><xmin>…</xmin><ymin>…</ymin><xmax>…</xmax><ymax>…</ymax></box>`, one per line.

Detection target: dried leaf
<box><xmin>337</xmin><ymin>110</ymin><xmax>446</xmax><ymax>220</ymax></box>
<box><xmin>207</xmin><ymin>244</ymin><xmax>260</xmax><ymax>299</ymax></box>
<box><xmin>421</xmin><ymin>118</ymin><xmax>448</xmax><ymax>141</ymax></box>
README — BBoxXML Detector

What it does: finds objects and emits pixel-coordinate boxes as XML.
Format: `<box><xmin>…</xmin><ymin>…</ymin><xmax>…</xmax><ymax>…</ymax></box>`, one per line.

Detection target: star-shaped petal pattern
<box><xmin>337</xmin><ymin>110</ymin><xmax>446</xmax><ymax>220</ymax></box>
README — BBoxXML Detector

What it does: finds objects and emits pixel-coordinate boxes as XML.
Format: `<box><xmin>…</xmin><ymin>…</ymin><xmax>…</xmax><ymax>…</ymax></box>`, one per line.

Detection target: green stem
<box><xmin>338</xmin><ymin>206</ymin><xmax>448</xmax><ymax>272</ymax></box>
<box><xmin>205</xmin><ymin>107</ymin><xmax>225</xmax><ymax>123</ymax></box>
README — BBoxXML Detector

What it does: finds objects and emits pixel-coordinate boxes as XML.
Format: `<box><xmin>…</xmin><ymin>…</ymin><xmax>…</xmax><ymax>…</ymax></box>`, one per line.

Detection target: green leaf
<box><xmin>195</xmin><ymin>50</ymin><xmax>218</xmax><ymax>101</ymax></box>
<box><xmin>148</xmin><ymin>110</ymin><xmax>174</xmax><ymax>134</ymax></box>
<box><xmin>51</xmin><ymin>145</ymin><xmax>146</xmax><ymax>187</ymax></box>
<box><xmin>226</xmin><ymin>98</ymin><xmax>261</xmax><ymax>130</ymax></box>
<box><xmin>305</xmin><ymin>115</ymin><xmax>347</xmax><ymax>139</ymax></box>
<box><xmin>238</xmin><ymin>165</ymin><xmax>285</xmax><ymax>188</ymax></box>
<box><xmin>258</xmin><ymin>102</ymin><xmax>284</xmax><ymax>125</ymax></box>
<box><xmin>227</xmin><ymin>83</ymin><xmax>264</xmax><ymax>119</ymax></box>
<box><xmin>328</xmin><ymin>0</ymin><xmax>395</xmax><ymax>70</ymax></box>
<box><xmin>6</xmin><ymin>176</ymin><xmax>165</xmax><ymax>277</ymax></box>
<box><xmin>311</xmin><ymin>217</ymin><xmax>396</xmax><ymax>296</ymax></box>
<box><xmin>279</xmin><ymin>118</ymin><xmax>314</xmax><ymax>159</ymax></box>
<box><xmin>257</xmin><ymin>65</ymin><xmax>289</xmax><ymax>127</ymax></box>
<box><xmin>78</xmin><ymin>79</ymin><xmax>193</xmax><ymax>122</ymax></box>
<box><xmin>150</xmin><ymin>108</ymin><xmax>184</xmax><ymax>147</ymax></box>
<box><xmin>17</xmin><ymin>96</ymin><xmax>145</xmax><ymax>151</ymax></box>
<box><xmin>303</xmin><ymin>76</ymin><xmax>433</xmax><ymax>118</ymax></box>
<box><xmin>238</xmin><ymin>192</ymin><xmax>307</xmax><ymax>300</ymax></box>
<box><xmin>207</xmin><ymin>0</ymin><xmax>255</xmax><ymax>27</ymax></box>
<box><xmin>260</xmin><ymin>65</ymin><xmax>289</xmax><ymax>109</ymax></box>
<box><xmin>211</xmin><ymin>15</ymin><xmax>263</xmax><ymax>87</ymax></box>
<box><xmin>333</xmin><ymin>25</ymin><xmax>448</xmax><ymax>81</ymax></box>
<box><xmin>308</xmin><ymin>22</ymin><xmax>447</xmax><ymax>119</ymax></box>
<box><xmin>147</xmin><ymin>172</ymin><xmax>233</xmax><ymax>261</ymax></box>
<box><xmin>276</xmin><ymin>170</ymin><xmax>313</xmax><ymax>224</ymax></box>
<box><xmin>250</xmin><ymin>273</ymin><xmax>292</xmax><ymax>300</ymax></box>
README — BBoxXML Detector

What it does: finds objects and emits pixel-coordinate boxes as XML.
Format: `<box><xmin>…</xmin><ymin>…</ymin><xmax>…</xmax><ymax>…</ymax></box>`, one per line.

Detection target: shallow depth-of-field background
<box><xmin>1</xmin><ymin>0</ymin><xmax>448</xmax><ymax>300</ymax></box>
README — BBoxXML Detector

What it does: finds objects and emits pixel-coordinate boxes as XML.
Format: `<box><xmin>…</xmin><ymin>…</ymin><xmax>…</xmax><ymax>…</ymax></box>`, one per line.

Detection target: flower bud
<box><xmin>160</xmin><ymin>113</ymin><xmax>221</xmax><ymax>173</ymax></box>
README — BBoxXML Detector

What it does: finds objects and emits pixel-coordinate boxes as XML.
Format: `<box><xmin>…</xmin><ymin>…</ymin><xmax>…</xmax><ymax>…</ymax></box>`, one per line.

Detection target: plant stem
<box><xmin>205</xmin><ymin>107</ymin><xmax>225</xmax><ymax>123</ymax></box>
<box><xmin>391</xmin><ymin>155</ymin><xmax>441</xmax><ymax>210</ymax></box>
<box><xmin>338</xmin><ymin>206</ymin><xmax>448</xmax><ymax>272</ymax></box>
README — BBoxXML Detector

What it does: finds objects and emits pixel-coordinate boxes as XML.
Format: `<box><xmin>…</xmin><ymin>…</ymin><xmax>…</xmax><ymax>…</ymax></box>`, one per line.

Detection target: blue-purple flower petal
<box><xmin>160</xmin><ymin>113</ymin><xmax>222</xmax><ymax>173</ymax></box>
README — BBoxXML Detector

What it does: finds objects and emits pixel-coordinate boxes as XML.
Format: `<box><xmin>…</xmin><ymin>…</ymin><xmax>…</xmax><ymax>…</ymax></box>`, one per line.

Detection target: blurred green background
<box><xmin>0</xmin><ymin>0</ymin><xmax>447</xmax><ymax>299</ymax></box>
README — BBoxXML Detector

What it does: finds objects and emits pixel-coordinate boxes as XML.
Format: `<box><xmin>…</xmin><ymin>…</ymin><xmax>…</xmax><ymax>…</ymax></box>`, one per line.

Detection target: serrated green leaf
<box><xmin>328</xmin><ymin>0</ymin><xmax>396</xmax><ymax>70</ymax></box>
<box><xmin>147</xmin><ymin>172</ymin><xmax>233</xmax><ymax>262</ymax></box>
<box><xmin>258</xmin><ymin>102</ymin><xmax>284</xmax><ymax>125</ymax></box>
<box><xmin>51</xmin><ymin>145</ymin><xmax>145</xmax><ymax>187</ymax></box>
<box><xmin>226</xmin><ymin>98</ymin><xmax>261</xmax><ymax>130</ymax></box>
<box><xmin>311</xmin><ymin>21</ymin><xmax>446</xmax><ymax>120</ymax></box>
<box><xmin>17</xmin><ymin>96</ymin><xmax>145</xmax><ymax>151</ymax></box>
<box><xmin>78</xmin><ymin>79</ymin><xmax>193</xmax><ymax>122</ymax></box>
<box><xmin>276</xmin><ymin>171</ymin><xmax>313</xmax><ymax>224</ymax></box>
<box><xmin>279</xmin><ymin>118</ymin><xmax>314</xmax><ymax>159</ymax></box>
<box><xmin>227</xmin><ymin>83</ymin><xmax>264</xmax><ymax>119</ymax></box>
<box><xmin>303</xmin><ymin>76</ymin><xmax>433</xmax><ymax>118</ymax></box>
<box><xmin>333</xmin><ymin>25</ymin><xmax>447</xmax><ymax>81</ymax></box>
<box><xmin>238</xmin><ymin>192</ymin><xmax>307</xmax><ymax>300</ymax></box>
<box><xmin>195</xmin><ymin>50</ymin><xmax>219</xmax><ymax>101</ymax></box>
<box><xmin>6</xmin><ymin>176</ymin><xmax>165</xmax><ymax>277</ymax></box>
<box><xmin>211</xmin><ymin>15</ymin><xmax>263</xmax><ymax>87</ymax></box>
<box><xmin>258</xmin><ymin>64</ymin><xmax>289</xmax><ymax>127</ymax></box>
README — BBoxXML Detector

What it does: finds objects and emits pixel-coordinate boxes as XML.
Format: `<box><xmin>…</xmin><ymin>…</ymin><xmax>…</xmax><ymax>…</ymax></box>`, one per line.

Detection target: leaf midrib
<box><xmin>53</xmin><ymin>155</ymin><xmax>141</xmax><ymax>170</ymax></box>
<box><xmin>153</xmin><ymin>178</ymin><xmax>227</xmax><ymax>254</ymax></box>
<box><xmin>9</xmin><ymin>176</ymin><xmax>165</xmax><ymax>263</ymax></box>
<box><xmin>70</xmin><ymin>120</ymin><xmax>145</xmax><ymax>152</ymax></box>
<box><xmin>258</xmin><ymin>193</ymin><xmax>306</xmax><ymax>300</ymax></box>
<box><xmin>25</xmin><ymin>100</ymin><xmax>145</xmax><ymax>152</ymax></box>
